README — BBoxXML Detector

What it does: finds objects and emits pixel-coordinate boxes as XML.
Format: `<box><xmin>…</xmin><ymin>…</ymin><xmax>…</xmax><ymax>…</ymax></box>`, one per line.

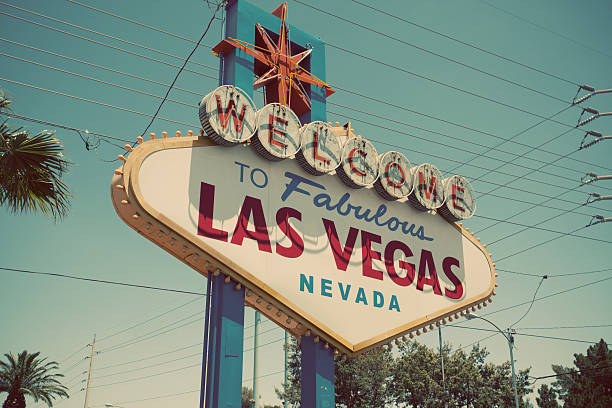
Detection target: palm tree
<box><xmin>0</xmin><ymin>90</ymin><xmax>71</xmax><ymax>219</ymax></box>
<box><xmin>0</xmin><ymin>351</ymin><xmax>68</xmax><ymax>408</ymax></box>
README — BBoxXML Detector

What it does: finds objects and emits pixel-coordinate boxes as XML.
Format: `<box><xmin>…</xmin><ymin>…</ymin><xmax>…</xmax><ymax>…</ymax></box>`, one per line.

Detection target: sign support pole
<box><xmin>301</xmin><ymin>336</ymin><xmax>334</xmax><ymax>408</ymax></box>
<box><xmin>205</xmin><ymin>274</ymin><xmax>245</xmax><ymax>408</ymax></box>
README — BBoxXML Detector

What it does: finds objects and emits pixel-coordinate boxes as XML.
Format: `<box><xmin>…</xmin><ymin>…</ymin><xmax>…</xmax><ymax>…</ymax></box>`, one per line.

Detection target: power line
<box><xmin>476</xmin><ymin>0</ymin><xmax>612</xmax><ymax>61</ymax></box>
<box><xmin>98</xmin><ymin>314</ymin><xmax>203</xmax><ymax>354</ymax></box>
<box><xmin>0</xmin><ymin>37</ymin><xmax>208</xmax><ymax>98</ymax></box>
<box><xmin>497</xmin><ymin>267</ymin><xmax>612</xmax><ymax>279</ymax></box>
<box><xmin>96</xmin><ymin>298</ymin><xmax>202</xmax><ymax>343</ymax></box>
<box><xmin>482</xmin><ymin>275</ymin><xmax>612</xmax><ymax>318</ymax></box>
<box><xmin>137</xmin><ymin>0</ymin><xmax>223</xmax><ymax>139</ymax></box>
<box><xmin>349</xmin><ymin>0</ymin><xmax>579</xmax><ymax>87</ymax></box>
<box><xmin>0</xmin><ymin>52</ymin><xmax>198</xmax><ymax>109</ymax></box>
<box><xmin>0</xmin><ymin>2</ymin><xmax>218</xmax><ymax>72</ymax></box>
<box><xmin>91</xmin><ymin>352</ymin><xmax>202</xmax><ymax>380</ymax></box>
<box><xmin>515</xmin><ymin>332</ymin><xmax>611</xmax><ymax>346</ymax></box>
<box><xmin>90</xmin><ymin>362</ymin><xmax>202</xmax><ymax>389</ymax></box>
<box><xmin>510</xmin><ymin>276</ymin><xmax>546</xmax><ymax>328</ymax></box>
<box><xmin>290</xmin><ymin>0</ymin><xmax>569</xmax><ymax>104</ymax></box>
<box><xmin>0</xmin><ymin>11</ymin><xmax>218</xmax><ymax>80</ymax></box>
<box><xmin>496</xmin><ymin>224</ymin><xmax>589</xmax><ymax>262</ymax></box>
<box><xmin>517</xmin><ymin>324</ymin><xmax>612</xmax><ymax>330</ymax></box>
<box><xmin>530</xmin><ymin>365</ymin><xmax>612</xmax><ymax>382</ymax></box>
<box><xmin>331</xmin><ymin>85</ymin><xmax>612</xmax><ymax>173</ymax></box>
<box><xmin>473</xmin><ymin>215</ymin><xmax>612</xmax><ymax>245</ymax></box>
<box><xmin>0</xmin><ymin>111</ymin><xmax>133</xmax><ymax>144</ymax></box>
<box><xmin>95</xmin><ymin>343</ymin><xmax>202</xmax><ymax>371</ymax></box>
<box><xmin>325</xmin><ymin>40</ymin><xmax>577</xmax><ymax>127</ymax></box>
<box><xmin>328</xmin><ymin>110</ymin><xmax>612</xmax><ymax>212</ymax></box>
<box><xmin>0</xmin><ymin>266</ymin><xmax>205</xmax><ymax>296</ymax></box>
<box><xmin>65</xmin><ymin>0</ymin><xmax>214</xmax><ymax>50</ymax></box>
<box><xmin>0</xmin><ymin>77</ymin><xmax>201</xmax><ymax>128</ymax></box>
<box><xmin>329</xmin><ymin>101</ymin><xmax>612</xmax><ymax>192</ymax></box>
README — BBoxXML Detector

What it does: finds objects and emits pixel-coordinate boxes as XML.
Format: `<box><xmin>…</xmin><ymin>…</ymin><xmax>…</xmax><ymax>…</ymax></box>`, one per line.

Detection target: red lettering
<box><xmin>268</xmin><ymin>114</ymin><xmax>288</xmax><ymax>149</ymax></box>
<box><xmin>452</xmin><ymin>184</ymin><xmax>465</xmax><ymax>212</ymax></box>
<box><xmin>384</xmin><ymin>240</ymin><xmax>415</xmax><ymax>286</ymax></box>
<box><xmin>416</xmin><ymin>249</ymin><xmax>443</xmax><ymax>295</ymax></box>
<box><xmin>215</xmin><ymin>95</ymin><xmax>247</xmax><ymax>132</ymax></box>
<box><xmin>418</xmin><ymin>171</ymin><xmax>438</xmax><ymax>202</ymax></box>
<box><xmin>312</xmin><ymin>131</ymin><xmax>330</xmax><ymax>165</ymax></box>
<box><xmin>385</xmin><ymin>161</ymin><xmax>405</xmax><ymax>189</ymax></box>
<box><xmin>443</xmin><ymin>257</ymin><xmax>463</xmax><ymax>299</ymax></box>
<box><xmin>197</xmin><ymin>182</ymin><xmax>228</xmax><ymax>242</ymax></box>
<box><xmin>322</xmin><ymin>218</ymin><xmax>358</xmax><ymax>271</ymax></box>
<box><xmin>348</xmin><ymin>148</ymin><xmax>367</xmax><ymax>177</ymax></box>
<box><xmin>361</xmin><ymin>231</ymin><xmax>383</xmax><ymax>280</ymax></box>
<box><xmin>276</xmin><ymin>207</ymin><xmax>303</xmax><ymax>258</ymax></box>
<box><xmin>230</xmin><ymin>196</ymin><xmax>271</xmax><ymax>253</ymax></box>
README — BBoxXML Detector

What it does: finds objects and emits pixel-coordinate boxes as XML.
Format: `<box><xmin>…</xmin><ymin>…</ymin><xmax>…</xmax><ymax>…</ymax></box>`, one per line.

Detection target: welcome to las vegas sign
<box><xmin>111</xmin><ymin>85</ymin><xmax>495</xmax><ymax>356</ymax></box>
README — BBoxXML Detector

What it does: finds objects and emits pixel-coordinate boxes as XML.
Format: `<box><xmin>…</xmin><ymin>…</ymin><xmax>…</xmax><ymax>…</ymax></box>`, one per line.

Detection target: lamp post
<box><xmin>465</xmin><ymin>313</ymin><xmax>520</xmax><ymax>408</ymax></box>
<box><xmin>104</xmin><ymin>404</ymin><xmax>124</xmax><ymax>408</ymax></box>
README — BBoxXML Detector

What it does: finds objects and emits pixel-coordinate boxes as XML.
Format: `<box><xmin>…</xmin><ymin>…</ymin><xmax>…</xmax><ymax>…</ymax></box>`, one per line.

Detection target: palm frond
<box><xmin>0</xmin><ymin>126</ymin><xmax>71</xmax><ymax>220</ymax></box>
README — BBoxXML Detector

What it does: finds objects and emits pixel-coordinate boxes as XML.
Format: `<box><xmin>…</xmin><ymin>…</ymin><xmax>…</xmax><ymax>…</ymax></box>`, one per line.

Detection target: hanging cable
<box><xmin>509</xmin><ymin>276</ymin><xmax>547</xmax><ymax>328</ymax></box>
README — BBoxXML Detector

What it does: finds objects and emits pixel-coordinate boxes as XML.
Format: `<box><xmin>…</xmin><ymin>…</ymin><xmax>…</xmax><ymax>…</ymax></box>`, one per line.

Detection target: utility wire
<box><xmin>0</xmin><ymin>52</ymin><xmax>198</xmax><ymax>109</ymax></box>
<box><xmin>496</xmin><ymin>224</ymin><xmax>589</xmax><ymax>262</ymax></box>
<box><xmin>137</xmin><ymin>0</ymin><xmax>223</xmax><ymax>139</ymax></box>
<box><xmin>0</xmin><ymin>111</ymin><xmax>132</xmax><ymax>143</ymax></box>
<box><xmin>0</xmin><ymin>37</ymin><xmax>209</xmax><ymax>98</ymax></box>
<box><xmin>0</xmin><ymin>11</ymin><xmax>218</xmax><ymax>80</ymax></box>
<box><xmin>476</xmin><ymin>0</ymin><xmax>612</xmax><ymax>60</ymax></box>
<box><xmin>517</xmin><ymin>324</ymin><xmax>612</xmax><ymax>330</ymax></box>
<box><xmin>497</xmin><ymin>267</ymin><xmax>612</xmax><ymax>279</ymax></box>
<box><xmin>0</xmin><ymin>2</ymin><xmax>218</xmax><ymax>72</ymax></box>
<box><xmin>482</xmin><ymin>275</ymin><xmax>612</xmax><ymax>318</ymax></box>
<box><xmin>290</xmin><ymin>0</ymin><xmax>569</xmax><ymax>103</ymax></box>
<box><xmin>349</xmin><ymin>0</ymin><xmax>579</xmax><ymax>86</ymax></box>
<box><xmin>0</xmin><ymin>77</ymin><xmax>201</xmax><ymax>128</ymax></box>
<box><xmin>473</xmin><ymin>215</ymin><xmax>612</xmax><ymax>244</ymax></box>
<box><xmin>325</xmin><ymin>41</ymin><xmax>577</xmax><ymax>128</ymax></box>
<box><xmin>530</xmin><ymin>365</ymin><xmax>612</xmax><ymax>382</ymax></box>
<box><xmin>65</xmin><ymin>0</ymin><xmax>214</xmax><ymax>49</ymax></box>
<box><xmin>448</xmin><ymin>106</ymin><xmax>572</xmax><ymax>174</ymax></box>
<box><xmin>329</xmin><ymin>110</ymin><xmax>612</xmax><ymax>212</ymax></box>
<box><xmin>0</xmin><ymin>266</ymin><xmax>205</xmax><ymax>296</ymax></box>
<box><xmin>329</xmin><ymin>101</ymin><xmax>612</xmax><ymax>192</ymax></box>
<box><xmin>331</xmin><ymin>85</ymin><xmax>612</xmax><ymax>173</ymax></box>
<box><xmin>96</xmin><ymin>298</ymin><xmax>202</xmax><ymax>343</ymax></box>
<box><xmin>510</xmin><ymin>276</ymin><xmax>546</xmax><ymax>328</ymax></box>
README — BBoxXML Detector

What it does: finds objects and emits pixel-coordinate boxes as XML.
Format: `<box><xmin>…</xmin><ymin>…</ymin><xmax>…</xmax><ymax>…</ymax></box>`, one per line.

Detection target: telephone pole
<box><xmin>83</xmin><ymin>335</ymin><xmax>96</xmax><ymax>408</ymax></box>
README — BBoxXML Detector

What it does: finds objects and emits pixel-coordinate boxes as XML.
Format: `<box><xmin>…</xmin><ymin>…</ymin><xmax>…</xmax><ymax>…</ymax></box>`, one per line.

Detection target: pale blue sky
<box><xmin>1</xmin><ymin>0</ymin><xmax>611</xmax><ymax>406</ymax></box>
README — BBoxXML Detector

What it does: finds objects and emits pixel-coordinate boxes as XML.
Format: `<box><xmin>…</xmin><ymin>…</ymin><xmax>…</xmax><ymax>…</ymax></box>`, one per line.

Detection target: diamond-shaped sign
<box><xmin>111</xmin><ymin>136</ymin><xmax>495</xmax><ymax>355</ymax></box>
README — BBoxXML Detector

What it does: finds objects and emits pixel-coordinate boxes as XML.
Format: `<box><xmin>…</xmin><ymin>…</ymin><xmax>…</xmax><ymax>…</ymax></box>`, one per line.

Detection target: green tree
<box><xmin>0</xmin><ymin>91</ymin><xmax>71</xmax><ymax>220</ymax></box>
<box><xmin>0</xmin><ymin>351</ymin><xmax>68</xmax><ymax>408</ymax></box>
<box><xmin>242</xmin><ymin>386</ymin><xmax>253</xmax><ymax>408</ymax></box>
<box><xmin>536</xmin><ymin>384</ymin><xmax>559</xmax><ymax>408</ymax></box>
<box><xmin>552</xmin><ymin>339</ymin><xmax>612</xmax><ymax>408</ymax></box>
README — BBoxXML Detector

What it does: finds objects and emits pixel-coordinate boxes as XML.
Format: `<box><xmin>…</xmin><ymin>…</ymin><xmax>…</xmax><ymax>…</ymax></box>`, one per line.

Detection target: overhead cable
<box><xmin>0</xmin><ymin>2</ymin><xmax>218</xmax><ymax>72</ymax></box>
<box><xmin>349</xmin><ymin>0</ymin><xmax>579</xmax><ymax>87</ymax></box>
<box><xmin>0</xmin><ymin>266</ymin><xmax>205</xmax><ymax>296</ymax></box>
<box><xmin>0</xmin><ymin>77</ymin><xmax>201</xmax><ymax>128</ymax></box>
<box><xmin>290</xmin><ymin>0</ymin><xmax>569</xmax><ymax>103</ymax></box>
<box><xmin>0</xmin><ymin>11</ymin><xmax>218</xmax><ymax>80</ymax></box>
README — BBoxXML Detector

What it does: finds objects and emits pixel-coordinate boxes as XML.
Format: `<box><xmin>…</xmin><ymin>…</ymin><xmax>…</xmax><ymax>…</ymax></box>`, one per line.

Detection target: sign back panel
<box><xmin>111</xmin><ymin>137</ymin><xmax>495</xmax><ymax>355</ymax></box>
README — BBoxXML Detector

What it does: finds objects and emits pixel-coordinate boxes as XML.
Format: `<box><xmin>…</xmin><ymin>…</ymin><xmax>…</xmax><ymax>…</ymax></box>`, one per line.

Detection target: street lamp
<box><xmin>465</xmin><ymin>313</ymin><xmax>520</xmax><ymax>408</ymax></box>
<box><xmin>104</xmin><ymin>404</ymin><xmax>124</xmax><ymax>408</ymax></box>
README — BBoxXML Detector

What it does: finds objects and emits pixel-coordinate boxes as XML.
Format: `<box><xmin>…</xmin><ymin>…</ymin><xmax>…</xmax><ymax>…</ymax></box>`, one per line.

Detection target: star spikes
<box><xmin>212</xmin><ymin>2</ymin><xmax>333</xmax><ymax>117</ymax></box>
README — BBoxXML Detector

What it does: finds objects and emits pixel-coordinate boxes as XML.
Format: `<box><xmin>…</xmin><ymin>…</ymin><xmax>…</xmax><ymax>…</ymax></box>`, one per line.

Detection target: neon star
<box><xmin>212</xmin><ymin>2</ymin><xmax>334</xmax><ymax>116</ymax></box>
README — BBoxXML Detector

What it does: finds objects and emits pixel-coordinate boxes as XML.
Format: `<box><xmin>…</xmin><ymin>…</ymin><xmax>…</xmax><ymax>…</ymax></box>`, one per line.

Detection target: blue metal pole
<box><xmin>198</xmin><ymin>274</ymin><xmax>212</xmax><ymax>408</ymax></box>
<box><xmin>205</xmin><ymin>274</ymin><xmax>245</xmax><ymax>408</ymax></box>
<box><xmin>301</xmin><ymin>336</ymin><xmax>335</xmax><ymax>408</ymax></box>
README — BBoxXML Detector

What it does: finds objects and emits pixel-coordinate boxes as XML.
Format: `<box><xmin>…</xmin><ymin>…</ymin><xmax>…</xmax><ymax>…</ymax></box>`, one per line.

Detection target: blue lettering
<box><xmin>234</xmin><ymin>161</ymin><xmax>250</xmax><ymax>182</ymax></box>
<box><xmin>281</xmin><ymin>171</ymin><xmax>326</xmax><ymax>202</ymax></box>
<box><xmin>338</xmin><ymin>282</ymin><xmax>351</xmax><ymax>301</ymax></box>
<box><xmin>250</xmin><ymin>167</ymin><xmax>268</xmax><ymax>188</ymax></box>
<box><xmin>373</xmin><ymin>291</ymin><xmax>384</xmax><ymax>308</ymax></box>
<box><xmin>300</xmin><ymin>274</ymin><xmax>313</xmax><ymax>294</ymax></box>
<box><xmin>321</xmin><ymin>278</ymin><xmax>332</xmax><ymax>298</ymax></box>
<box><xmin>355</xmin><ymin>287</ymin><xmax>368</xmax><ymax>305</ymax></box>
<box><xmin>389</xmin><ymin>295</ymin><xmax>401</xmax><ymax>312</ymax></box>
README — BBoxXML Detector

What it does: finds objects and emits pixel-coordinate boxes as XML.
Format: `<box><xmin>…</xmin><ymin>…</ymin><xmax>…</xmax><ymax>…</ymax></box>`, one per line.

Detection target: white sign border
<box><xmin>111</xmin><ymin>136</ymin><xmax>497</xmax><ymax>356</ymax></box>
